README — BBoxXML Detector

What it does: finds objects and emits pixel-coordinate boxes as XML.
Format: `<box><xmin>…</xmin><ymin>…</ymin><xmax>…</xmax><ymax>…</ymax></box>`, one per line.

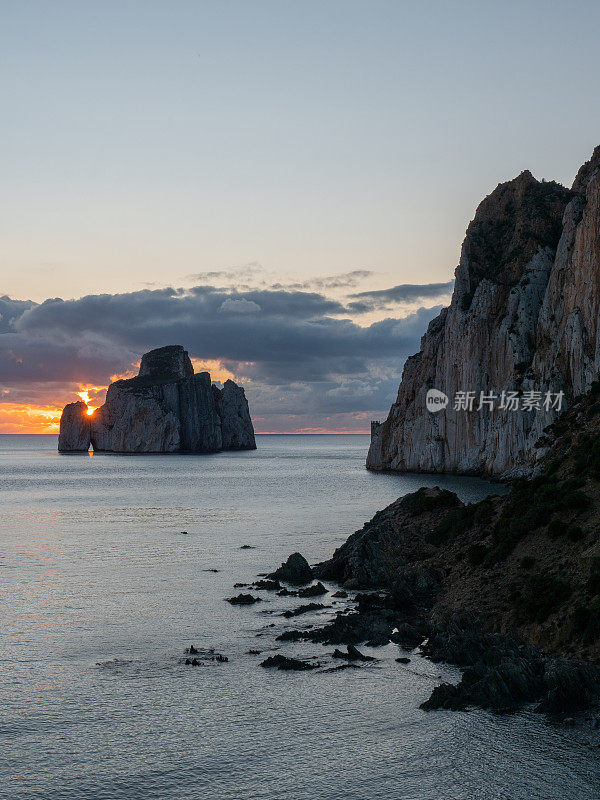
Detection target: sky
<box><xmin>2</xmin><ymin>0</ymin><xmax>600</xmax><ymax>433</ymax></box>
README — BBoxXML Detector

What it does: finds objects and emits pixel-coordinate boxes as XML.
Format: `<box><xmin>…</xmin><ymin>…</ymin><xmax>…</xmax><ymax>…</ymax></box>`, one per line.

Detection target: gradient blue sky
<box><xmin>1</xmin><ymin>0</ymin><xmax>600</xmax><ymax>431</ymax></box>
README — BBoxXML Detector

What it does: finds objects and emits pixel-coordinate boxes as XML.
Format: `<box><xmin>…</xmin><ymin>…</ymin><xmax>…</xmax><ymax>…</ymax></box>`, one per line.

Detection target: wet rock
<box><xmin>188</xmin><ymin>644</ymin><xmax>198</xmax><ymax>654</ymax></box>
<box><xmin>390</xmin><ymin>623</ymin><xmax>425</xmax><ymax>650</ymax></box>
<box><xmin>332</xmin><ymin>644</ymin><xmax>376</xmax><ymax>662</ymax></box>
<box><xmin>417</xmin><ymin>627</ymin><xmax>600</xmax><ymax>715</ymax></box>
<box><xmin>536</xmin><ymin>660</ymin><xmax>600</xmax><ymax>716</ymax></box>
<box><xmin>269</xmin><ymin>552</ymin><xmax>313</xmax><ymax>584</ymax></box>
<box><xmin>253</xmin><ymin>579</ymin><xmax>281</xmax><ymax>591</ymax></box>
<box><xmin>282</xmin><ymin>603</ymin><xmax>327</xmax><ymax>618</ymax></box>
<box><xmin>298</xmin><ymin>582</ymin><xmax>327</xmax><ymax>598</ymax></box>
<box><xmin>226</xmin><ymin>593</ymin><xmax>262</xmax><ymax>605</ymax></box>
<box><xmin>277</xmin><ymin>609</ymin><xmax>395</xmax><ymax>646</ymax></box>
<box><xmin>260</xmin><ymin>654</ymin><xmax>319</xmax><ymax>671</ymax></box>
<box><xmin>277</xmin><ymin>587</ymin><xmax>298</xmax><ymax>597</ymax></box>
<box><xmin>396</xmin><ymin>657</ymin><xmax>411</xmax><ymax>664</ymax></box>
<box><xmin>332</xmin><ymin>590</ymin><xmax>348</xmax><ymax>598</ymax></box>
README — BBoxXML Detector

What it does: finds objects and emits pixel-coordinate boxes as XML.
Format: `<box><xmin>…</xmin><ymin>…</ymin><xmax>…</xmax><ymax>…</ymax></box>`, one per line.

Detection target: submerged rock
<box><xmin>332</xmin><ymin>644</ymin><xmax>376</xmax><ymax>662</ymax></box>
<box><xmin>260</xmin><ymin>654</ymin><xmax>319</xmax><ymax>671</ymax></box>
<box><xmin>277</xmin><ymin>587</ymin><xmax>298</xmax><ymax>597</ymax></box>
<box><xmin>252</xmin><ymin>579</ymin><xmax>281</xmax><ymax>591</ymax></box>
<box><xmin>298</xmin><ymin>582</ymin><xmax>327</xmax><ymax>598</ymax></box>
<box><xmin>58</xmin><ymin>345</ymin><xmax>256</xmax><ymax>453</ymax></box>
<box><xmin>282</xmin><ymin>603</ymin><xmax>327</xmax><ymax>618</ymax></box>
<box><xmin>226</xmin><ymin>593</ymin><xmax>262</xmax><ymax>605</ymax></box>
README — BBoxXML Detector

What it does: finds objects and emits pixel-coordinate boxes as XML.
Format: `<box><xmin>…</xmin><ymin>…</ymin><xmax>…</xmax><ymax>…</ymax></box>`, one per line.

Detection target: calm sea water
<box><xmin>1</xmin><ymin>434</ymin><xmax>598</xmax><ymax>800</ymax></box>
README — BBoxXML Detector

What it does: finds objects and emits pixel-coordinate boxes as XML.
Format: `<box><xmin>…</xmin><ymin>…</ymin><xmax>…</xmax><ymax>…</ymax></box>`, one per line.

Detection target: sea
<box><xmin>1</xmin><ymin>434</ymin><xmax>599</xmax><ymax>800</ymax></box>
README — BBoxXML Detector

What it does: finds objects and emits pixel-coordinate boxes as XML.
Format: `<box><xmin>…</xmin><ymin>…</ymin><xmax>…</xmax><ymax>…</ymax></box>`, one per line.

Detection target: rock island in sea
<box><xmin>58</xmin><ymin>344</ymin><xmax>256</xmax><ymax>453</ymax></box>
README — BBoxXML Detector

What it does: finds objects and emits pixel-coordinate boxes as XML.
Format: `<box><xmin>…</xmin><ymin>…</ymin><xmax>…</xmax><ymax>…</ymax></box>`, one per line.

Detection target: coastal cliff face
<box><xmin>57</xmin><ymin>401</ymin><xmax>91</xmax><ymax>452</ymax></box>
<box><xmin>58</xmin><ymin>345</ymin><xmax>256</xmax><ymax>453</ymax></box>
<box><xmin>368</xmin><ymin>146</ymin><xmax>600</xmax><ymax>477</ymax></box>
<box><xmin>320</xmin><ymin>386</ymin><xmax>600</xmax><ymax>666</ymax></box>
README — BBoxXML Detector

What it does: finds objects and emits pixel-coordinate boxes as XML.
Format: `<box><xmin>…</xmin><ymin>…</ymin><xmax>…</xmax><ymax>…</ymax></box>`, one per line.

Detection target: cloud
<box><xmin>218</xmin><ymin>298</ymin><xmax>262</xmax><ymax>314</ymax></box>
<box><xmin>348</xmin><ymin>280</ymin><xmax>454</xmax><ymax>312</ymax></box>
<box><xmin>185</xmin><ymin>265</ymin><xmax>377</xmax><ymax>295</ymax></box>
<box><xmin>271</xmin><ymin>270</ymin><xmax>376</xmax><ymax>292</ymax></box>
<box><xmin>1</xmin><ymin>282</ymin><xmax>448</xmax><ymax>432</ymax></box>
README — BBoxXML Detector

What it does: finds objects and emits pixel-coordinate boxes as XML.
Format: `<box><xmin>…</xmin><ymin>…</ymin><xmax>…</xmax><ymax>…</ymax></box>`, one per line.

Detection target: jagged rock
<box><xmin>269</xmin><ymin>552</ymin><xmax>313</xmax><ymax>584</ymax></box>
<box><xmin>298</xmin><ymin>582</ymin><xmax>327</xmax><ymax>598</ymax></box>
<box><xmin>90</xmin><ymin>382</ymin><xmax>181</xmax><ymax>453</ymax></box>
<box><xmin>276</xmin><ymin>587</ymin><xmax>298</xmax><ymax>597</ymax></box>
<box><xmin>277</xmin><ymin>608</ymin><xmax>395</xmax><ymax>646</ymax></box>
<box><xmin>315</xmin><ymin>487</ymin><xmax>452</xmax><ymax>589</ymax></box>
<box><xmin>282</xmin><ymin>603</ymin><xmax>327</xmax><ymax>618</ymax></box>
<box><xmin>332</xmin><ymin>644</ymin><xmax>376</xmax><ymax>662</ymax></box>
<box><xmin>367</xmin><ymin>147</ymin><xmax>600</xmax><ymax>477</ymax></box>
<box><xmin>260</xmin><ymin>654</ymin><xmax>319</xmax><ymax>671</ymax></box>
<box><xmin>57</xmin><ymin>401</ymin><xmax>91</xmax><ymax>452</ymax></box>
<box><xmin>225</xmin><ymin>593</ymin><xmax>261</xmax><ymax>605</ymax></box>
<box><xmin>214</xmin><ymin>379</ymin><xmax>256</xmax><ymax>450</ymax></box>
<box><xmin>58</xmin><ymin>345</ymin><xmax>256</xmax><ymax>453</ymax></box>
<box><xmin>252</xmin><ymin>579</ymin><xmax>281</xmax><ymax>591</ymax></box>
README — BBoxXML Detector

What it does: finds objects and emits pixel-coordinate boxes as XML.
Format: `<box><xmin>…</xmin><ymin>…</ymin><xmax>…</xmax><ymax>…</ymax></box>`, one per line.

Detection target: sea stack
<box><xmin>58</xmin><ymin>345</ymin><xmax>256</xmax><ymax>453</ymax></box>
<box><xmin>367</xmin><ymin>145</ymin><xmax>600</xmax><ymax>478</ymax></box>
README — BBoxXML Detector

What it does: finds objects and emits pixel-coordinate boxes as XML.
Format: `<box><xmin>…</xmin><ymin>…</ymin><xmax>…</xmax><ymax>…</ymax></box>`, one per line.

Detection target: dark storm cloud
<box><xmin>1</xmin><ymin>284</ymin><xmax>446</xmax><ymax>429</ymax></box>
<box><xmin>348</xmin><ymin>280</ymin><xmax>454</xmax><ymax>312</ymax></box>
<box><xmin>0</xmin><ymin>295</ymin><xmax>37</xmax><ymax>333</ymax></box>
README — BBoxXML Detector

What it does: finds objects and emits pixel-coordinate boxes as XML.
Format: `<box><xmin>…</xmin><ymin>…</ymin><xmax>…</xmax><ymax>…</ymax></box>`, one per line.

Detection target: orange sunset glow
<box><xmin>76</xmin><ymin>388</ymin><xmax>103</xmax><ymax>415</ymax></box>
<box><xmin>0</xmin><ymin>361</ymin><xmax>243</xmax><ymax>434</ymax></box>
<box><xmin>0</xmin><ymin>403</ymin><xmax>64</xmax><ymax>434</ymax></box>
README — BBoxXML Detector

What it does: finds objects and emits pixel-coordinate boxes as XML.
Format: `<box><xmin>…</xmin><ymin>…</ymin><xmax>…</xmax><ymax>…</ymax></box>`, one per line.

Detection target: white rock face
<box><xmin>58</xmin><ymin>345</ymin><xmax>256</xmax><ymax>453</ymax></box>
<box><xmin>368</xmin><ymin>147</ymin><xmax>600</xmax><ymax>477</ymax></box>
<box><xmin>58</xmin><ymin>401</ymin><xmax>91</xmax><ymax>452</ymax></box>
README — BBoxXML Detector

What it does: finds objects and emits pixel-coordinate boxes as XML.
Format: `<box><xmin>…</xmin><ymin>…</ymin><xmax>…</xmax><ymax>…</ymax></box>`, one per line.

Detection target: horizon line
<box><xmin>0</xmin><ymin>430</ymin><xmax>371</xmax><ymax>436</ymax></box>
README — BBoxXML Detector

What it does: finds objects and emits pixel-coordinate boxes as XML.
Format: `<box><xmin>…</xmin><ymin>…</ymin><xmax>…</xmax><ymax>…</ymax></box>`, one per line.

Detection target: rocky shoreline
<box><xmin>225</xmin><ymin>380</ymin><xmax>600</xmax><ymax>723</ymax></box>
<box><xmin>229</xmin><ymin>552</ymin><xmax>600</xmax><ymax>722</ymax></box>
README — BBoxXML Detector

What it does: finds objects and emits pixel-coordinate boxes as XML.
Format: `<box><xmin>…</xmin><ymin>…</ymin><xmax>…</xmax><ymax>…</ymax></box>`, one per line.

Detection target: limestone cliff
<box><xmin>57</xmin><ymin>401</ymin><xmax>91</xmax><ymax>452</ymax></box>
<box><xmin>58</xmin><ymin>345</ymin><xmax>256</xmax><ymax>453</ymax></box>
<box><xmin>367</xmin><ymin>146</ymin><xmax>600</xmax><ymax>477</ymax></box>
<box><xmin>321</xmin><ymin>386</ymin><xmax>600</xmax><ymax>666</ymax></box>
